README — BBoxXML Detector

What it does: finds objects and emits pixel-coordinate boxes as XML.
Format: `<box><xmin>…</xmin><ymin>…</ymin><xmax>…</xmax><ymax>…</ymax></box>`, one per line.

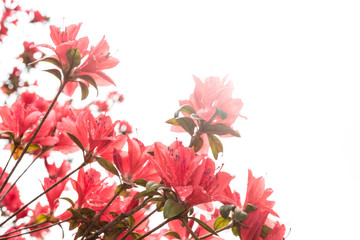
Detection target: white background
<box><xmin>2</xmin><ymin>0</ymin><xmax>360</xmax><ymax>239</ymax></box>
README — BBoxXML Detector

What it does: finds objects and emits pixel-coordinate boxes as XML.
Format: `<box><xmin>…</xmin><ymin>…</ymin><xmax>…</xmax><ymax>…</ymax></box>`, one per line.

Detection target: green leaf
<box><xmin>130</xmin><ymin>232</ymin><xmax>141</xmax><ymax>239</ymax></box>
<box><xmin>192</xmin><ymin>137</ymin><xmax>203</xmax><ymax>152</ymax></box>
<box><xmin>164</xmin><ymin>231</ymin><xmax>181</xmax><ymax>239</ymax></box>
<box><xmin>69</xmin><ymin>219</ymin><xmax>80</xmax><ymax>230</ymax></box>
<box><xmin>205</xmin><ymin>123</ymin><xmax>240</xmax><ymax>137</ymax></box>
<box><xmin>134</xmin><ymin>178</ymin><xmax>147</xmax><ymax>187</ymax></box>
<box><xmin>214</xmin><ymin>216</ymin><xmax>231</xmax><ymax>230</ymax></box>
<box><xmin>244</xmin><ymin>203</ymin><xmax>258</xmax><ymax>213</ymax></box>
<box><xmin>146</xmin><ymin>181</ymin><xmax>161</xmax><ymax>192</ymax></box>
<box><xmin>78</xmin><ymin>81</ymin><xmax>89</xmax><ymax>100</ymax></box>
<box><xmin>31</xmin><ymin>57</ymin><xmax>62</xmax><ymax>68</ymax></box>
<box><xmin>66</xmin><ymin>132</ymin><xmax>84</xmax><ymax>151</ymax></box>
<box><xmin>79</xmin><ymin>207</ymin><xmax>96</xmax><ymax>218</ymax></box>
<box><xmin>44</xmin><ymin>68</ymin><xmax>62</xmax><ymax>81</ymax></box>
<box><xmin>207</xmin><ymin>134</ymin><xmax>223</xmax><ymax>160</ymax></box>
<box><xmin>234</xmin><ymin>207</ymin><xmax>248</xmax><ymax>222</ymax></box>
<box><xmin>166</xmin><ymin>117</ymin><xmax>196</xmax><ymax>135</ymax></box>
<box><xmin>28</xmin><ymin>144</ymin><xmax>40</xmax><ymax>151</ymax></box>
<box><xmin>189</xmin><ymin>217</ymin><xmax>218</xmax><ymax>236</ymax></box>
<box><xmin>135</xmin><ymin>190</ymin><xmax>161</xmax><ymax>199</ymax></box>
<box><xmin>66</xmin><ymin>48</ymin><xmax>81</xmax><ymax>68</ymax></box>
<box><xmin>127</xmin><ymin>215</ymin><xmax>135</xmax><ymax>229</ymax></box>
<box><xmin>35</xmin><ymin>213</ymin><xmax>47</xmax><ymax>223</ymax></box>
<box><xmin>163</xmin><ymin>199</ymin><xmax>185</xmax><ymax>219</ymax></box>
<box><xmin>174</xmin><ymin>105</ymin><xmax>196</xmax><ymax>118</ymax></box>
<box><xmin>232</xmin><ymin>225</ymin><xmax>240</xmax><ymax>237</ymax></box>
<box><xmin>78</xmin><ymin>75</ymin><xmax>98</xmax><ymax>95</ymax></box>
<box><xmin>260</xmin><ymin>224</ymin><xmax>272</xmax><ymax>238</ymax></box>
<box><xmin>220</xmin><ymin>204</ymin><xmax>235</xmax><ymax>219</ymax></box>
<box><xmin>95</xmin><ymin>157</ymin><xmax>119</xmax><ymax>176</ymax></box>
<box><xmin>57</xmin><ymin>197</ymin><xmax>75</xmax><ymax>208</ymax></box>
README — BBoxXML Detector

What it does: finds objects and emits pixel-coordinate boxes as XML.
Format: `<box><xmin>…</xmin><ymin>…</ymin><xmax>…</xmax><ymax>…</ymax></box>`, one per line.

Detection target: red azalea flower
<box><xmin>42</xmin><ymin>177</ymin><xmax>68</xmax><ymax>213</ymax></box>
<box><xmin>76</xmin><ymin>35</ymin><xmax>119</xmax><ymax>85</ymax></box>
<box><xmin>44</xmin><ymin>159</ymin><xmax>71</xmax><ymax>179</ymax></box>
<box><xmin>59</xmin><ymin>110</ymin><xmax>126</xmax><ymax>162</ymax></box>
<box><xmin>27</xmin><ymin>202</ymin><xmax>50</xmax><ymax>239</ymax></box>
<box><xmin>113</xmin><ymin>137</ymin><xmax>160</xmax><ymax>182</ymax></box>
<box><xmin>0</xmin><ymin>168</ymin><xmax>24</xmax><ymax>214</ymax></box>
<box><xmin>231</xmin><ymin>170</ymin><xmax>283</xmax><ymax>240</ymax></box>
<box><xmin>151</xmin><ymin>141</ymin><xmax>234</xmax><ymax>207</ymax></box>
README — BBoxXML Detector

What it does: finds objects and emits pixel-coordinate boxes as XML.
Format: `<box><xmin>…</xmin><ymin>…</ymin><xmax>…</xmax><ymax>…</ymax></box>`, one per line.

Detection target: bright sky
<box><xmin>2</xmin><ymin>0</ymin><xmax>360</xmax><ymax>239</ymax></box>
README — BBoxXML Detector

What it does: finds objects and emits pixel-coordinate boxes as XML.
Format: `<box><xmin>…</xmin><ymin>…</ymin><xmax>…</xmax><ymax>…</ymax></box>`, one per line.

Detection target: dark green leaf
<box><xmin>78</xmin><ymin>81</ymin><xmax>89</xmax><ymax>100</ymax></box>
<box><xmin>207</xmin><ymin>134</ymin><xmax>223</xmax><ymax>160</ymax></box>
<box><xmin>205</xmin><ymin>123</ymin><xmax>240</xmax><ymax>137</ymax></box>
<box><xmin>95</xmin><ymin>157</ymin><xmax>119</xmax><ymax>176</ymax></box>
<box><xmin>146</xmin><ymin>181</ymin><xmax>161</xmax><ymax>192</ymax></box>
<box><xmin>192</xmin><ymin>137</ymin><xmax>203</xmax><ymax>152</ymax></box>
<box><xmin>189</xmin><ymin>217</ymin><xmax>218</xmax><ymax>236</ymax></box>
<box><xmin>164</xmin><ymin>231</ymin><xmax>181</xmax><ymax>239</ymax></box>
<box><xmin>57</xmin><ymin>197</ymin><xmax>75</xmax><ymax>208</ymax></box>
<box><xmin>134</xmin><ymin>178</ymin><xmax>147</xmax><ymax>187</ymax></box>
<box><xmin>135</xmin><ymin>190</ymin><xmax>161</xmax><ymax>199</ymax></box>
<box><xmin>66</xmin><ymin>48</ymin><xmax>81</xmax><ymax>68</ymax></box>
<box><xmin>31</xmin><ymin>57</ymin><xmax>62</xmax><ymax>68</ymax></box>
<box><xmin>66</xmin><ymin>132</ymin><xmax>84</xmax><ymax>151</ymax></box>
<box><xmin>78</xmin><ymin>75</ymin><xmax>98</xmax><ymax>95</ymax></box>
<box><xmin>166</xmin><ymin>117</ymin><xmax>196</xmax><ymax>135</ymax></box>
<box><xmin>220</xmin><ymin>204</ymin><xmax>235</xmax><ymax>219</ymax></box>
<box><xmin>214</xmin><ymin>216</ymin><xmax>231</xmax><ymax>230</ymax></box>
<box><xmin>127</xmin><ymin>215</ymin><xmax>135</xmax><ymax>229</ymax></box>
<box><xmin>44</xmin><ymin>68</ymin><xmax>62</xmax><ymax>81</ymax></box>
<box><xmin>260</xmin><ymin>224</ymin><xmax>272</xmax><ymax>238</ymax></box>
<box><xmin>244</xmin><ymin>203</ymin><xmax>258</xmax><ymax>213</ymax></box>
<box><xmin>234</xmin><ymin>208</ymin><xmax>248</xmax><ymax>222</ymax></box>
<box><xmin>69</xmin><ymin>219</ymin><xmax>80</xmax><ymax>230</ymax></box>
<box><xmin>174</xmin><ymin>105</ymin><xmax>196</xmax><ymax>118</ymax></box>
<box><xmin>163</xmin><ymin>199</ymin><xmax>185</xmax><ymax>219</ymax></box>
<box><xmin>79</xmin><ymin>207</ymin><xmax>96</xmax><ymax>218</ymax></box>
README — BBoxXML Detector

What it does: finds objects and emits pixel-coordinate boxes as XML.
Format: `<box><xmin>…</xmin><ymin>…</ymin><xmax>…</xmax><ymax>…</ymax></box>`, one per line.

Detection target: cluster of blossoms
<box><xmin>0</xmin><ymin>17</ymin><xmax>286</xmax><ymax>240</ymax></box>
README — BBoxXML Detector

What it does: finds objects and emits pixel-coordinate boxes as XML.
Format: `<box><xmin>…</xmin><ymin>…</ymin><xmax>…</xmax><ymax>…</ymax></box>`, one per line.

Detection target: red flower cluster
<box><xmin>38</xmin><ymin>23</ymin><xmax>119</xmax><ymax>96</ymax></box>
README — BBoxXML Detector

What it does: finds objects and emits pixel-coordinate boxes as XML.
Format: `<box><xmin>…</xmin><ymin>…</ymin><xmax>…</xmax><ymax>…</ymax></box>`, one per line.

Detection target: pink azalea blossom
<box><xmin>151</xmin><ymin>141</ymin><xmax>234</xmax><ymax>207</ymax></box>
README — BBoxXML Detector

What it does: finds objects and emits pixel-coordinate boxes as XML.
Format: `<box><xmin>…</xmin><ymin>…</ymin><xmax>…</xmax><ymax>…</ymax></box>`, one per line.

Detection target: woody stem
<box><xmin>0</xmin><ymin>146</ymin><xmax>17</xmax><ymax>182</ymax></box>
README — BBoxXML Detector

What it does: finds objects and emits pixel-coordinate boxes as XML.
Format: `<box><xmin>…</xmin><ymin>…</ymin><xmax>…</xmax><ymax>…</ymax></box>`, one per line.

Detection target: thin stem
<box><xmin>81</xmin><ymin>184</ymin><xmax>127</xmax><ymax>240</ymax></box>
<box><xmin>0</xmin><ymin>146</ymin><xmax>17</xmax><ymax>182</ymax></box>
<box><xmin>0</xmin><ymin>83</ymin><xmax>65</xmax><ymax>196</ymax></box>
<box><xmin>198</xmin><ymin>223</ymin><xmax>233</xmax><ymax>239</ymax></box>
<box><xmin>0</xmin><ymin>218</ymin><xmax>71</xmax><ymax>240</ymax></box>
<box><xmin>0</xmin><ymin>151</ymin><xmax>43</xmax><ymax>202</ymax></box>
<box><xmin>182</xmin><ymin>219</ymin><xmax>200</xmax><ymax>240</ymax></box>
<box><xmin>0</xmin><ymin>162</ymin><xmax>86</xmax><ymax>228</ymax></box>
<box><xmin>1</xmin><ymin>219</ymin><xmax>50</xmax><ymax>237</ymax></box>
<box><xmin>120</xmin><ymin>204</ymin><xmax>163</xmax><ymax>240</ymax></box>
<box><xmin>135</xmin><ymin>218</ymin><xmax>173</xmax><ymax>240</ymax></box>
<box><xmin>86</xmin><ymin>197</ymin><xmax>153</xmax><ymax>240</ymax></box>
